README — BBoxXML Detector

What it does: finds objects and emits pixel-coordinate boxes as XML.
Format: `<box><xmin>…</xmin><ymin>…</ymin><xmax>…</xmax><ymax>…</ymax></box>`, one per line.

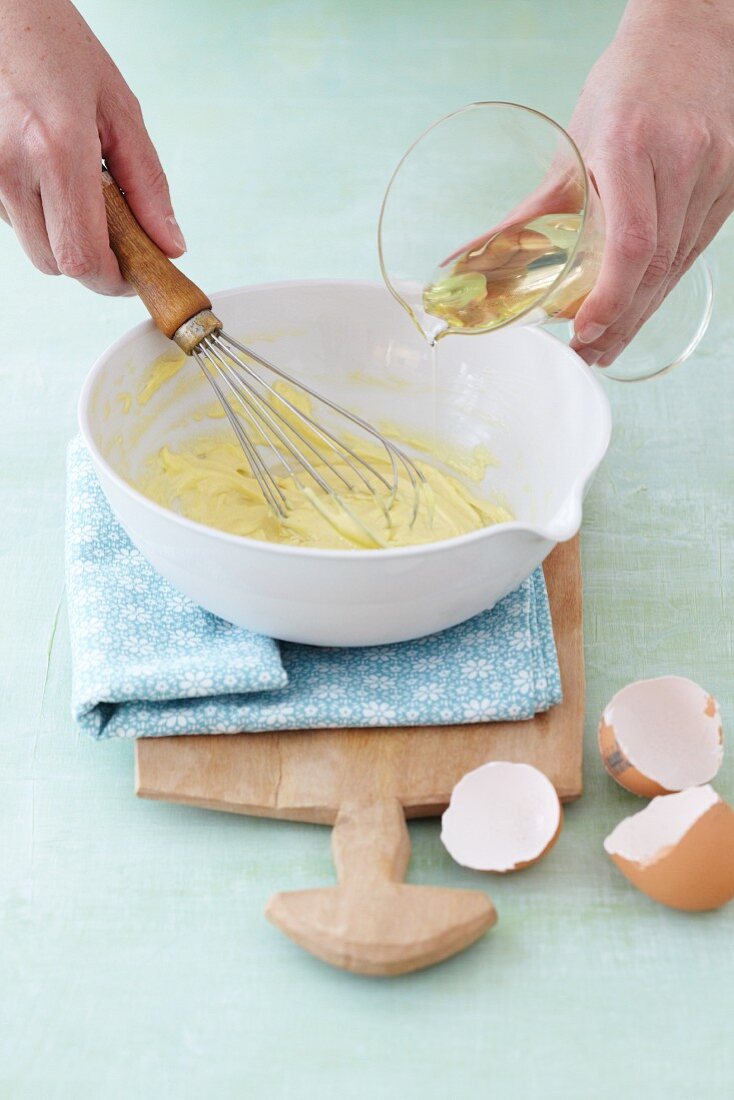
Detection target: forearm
<box><xmin>0</xmin><ymin>0</ymin><xmax>101</xmax><ymax>62</ymax></box>
<box><xmin>621</xmin><ymin>0</ymin><xmax>734</xmax><ymax>49</ymax></box>
<box><xmin>624</xmin><ymin>0</ymin><xmax>734</xmax><ymax>25</ymax></box>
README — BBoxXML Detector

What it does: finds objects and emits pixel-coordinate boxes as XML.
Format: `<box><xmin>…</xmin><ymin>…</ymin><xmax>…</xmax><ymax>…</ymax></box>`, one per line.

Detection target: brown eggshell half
<box><xmin>598</xmin><ymin>676</ymin><xmax>724</xmax><ymax>797</ymax></box>
<box><xmin>605</xmin><ymin>787</ymin><xmax>734</xmax><ymax>911</ymax></box>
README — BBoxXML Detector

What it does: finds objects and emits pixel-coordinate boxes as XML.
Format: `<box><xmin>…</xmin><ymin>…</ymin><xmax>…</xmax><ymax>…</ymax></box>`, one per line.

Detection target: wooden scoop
<box><xmin>266</xmin><ymin>797</ymin><xmax>495</xmax><ymax>975</ymax></box>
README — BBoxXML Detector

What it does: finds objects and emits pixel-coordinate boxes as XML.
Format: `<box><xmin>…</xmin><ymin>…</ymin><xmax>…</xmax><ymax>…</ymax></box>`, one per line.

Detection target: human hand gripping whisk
<box><xmin>101</xmin><ymin>169</ymin><xmax>426</xmax><ymax>547</ymax></box>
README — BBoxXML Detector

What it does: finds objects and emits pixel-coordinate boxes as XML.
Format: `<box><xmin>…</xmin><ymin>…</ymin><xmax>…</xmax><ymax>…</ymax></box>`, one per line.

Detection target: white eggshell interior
<box><xmin>603</xmin><ymin>784</ymin><xmax>720</xmax><ymax>866</ymax></box>
<box><xmin>441</xmin><ymin>761</ymin><xmax>561</xmax><ymax>871</ymax></box>
<box><xmin>604</xmin><ymin>676</ymin><xmax>723</xmax><ymax>789</ymax></box>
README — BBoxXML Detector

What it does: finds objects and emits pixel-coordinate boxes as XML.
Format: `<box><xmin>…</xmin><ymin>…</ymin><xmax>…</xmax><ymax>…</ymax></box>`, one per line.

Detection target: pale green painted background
<box><xmin>1</xmin><ymin>1</ymin><xmax>732</xmax><ymax>1096</ymax></box>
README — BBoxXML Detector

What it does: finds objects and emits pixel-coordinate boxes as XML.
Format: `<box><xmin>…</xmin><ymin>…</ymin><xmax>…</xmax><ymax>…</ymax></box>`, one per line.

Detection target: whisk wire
<box><xmin>199</xmin><ymin>339</ymin><xmax>342</xmax><ymax>498</ymax></box>
<box><xmin>207</xmin><ymin>338</ymin><xmax>354</xmax><ymax>490</ymax></box>
<box><xmin>194</xmin><ymin>328</ymin><xmax>426</xmax><ymax>530</ymax></box>
<box><xmin>199</xmin><ymin>345</ymin><xmax>300</xmax><ymax>484</ymax></box>
<box><xmin>212</xmin><ymin>332</ymin><xmax>426</xmax><ymax>520</ymax></box>
<box><xmin>208</xmin><ymin>333</ymin><xmax>390</xmax><ymax>498</ymax></box>
<box><xmin>195</xmin><ymin>349</ymin><xmax>289</xmax><ymax>516</ymax></box>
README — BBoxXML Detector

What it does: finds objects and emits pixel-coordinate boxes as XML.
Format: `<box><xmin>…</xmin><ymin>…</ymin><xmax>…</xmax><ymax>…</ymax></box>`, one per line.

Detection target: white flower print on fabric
<box><xmin>66</xmin><ymin>438</ymin><xmax>561</xmax><ymax>740</ymax></box>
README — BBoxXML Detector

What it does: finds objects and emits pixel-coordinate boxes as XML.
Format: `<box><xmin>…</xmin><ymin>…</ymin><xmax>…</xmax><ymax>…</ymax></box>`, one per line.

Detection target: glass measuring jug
<box><xmin>378</xmin><ymin>102</ymin><xmax>713</xmax><ymax>383</ymax></box>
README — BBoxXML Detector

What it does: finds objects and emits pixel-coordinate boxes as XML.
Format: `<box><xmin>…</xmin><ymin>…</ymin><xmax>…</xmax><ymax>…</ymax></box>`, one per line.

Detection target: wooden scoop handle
<box><xmin>331</xmin><ymin>797</ymin><xmax>411</xmax><ymax>886</ymax></box>
<box><xmin>102</xmin><ymin>169</ymin><xmax>212</xmax><ymax>339</ymax></box>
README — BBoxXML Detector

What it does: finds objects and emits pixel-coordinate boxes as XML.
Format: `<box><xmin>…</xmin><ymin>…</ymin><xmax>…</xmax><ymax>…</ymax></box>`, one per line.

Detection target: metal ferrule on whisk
<box><xmin>172</xmin><ymin>309</ymin><xmax>223</xmax><ymax>355</ymax></box>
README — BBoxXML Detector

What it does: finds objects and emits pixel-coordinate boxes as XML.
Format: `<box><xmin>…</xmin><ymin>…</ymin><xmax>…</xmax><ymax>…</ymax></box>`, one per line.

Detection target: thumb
<box><xmin>100</xmin><ymin>93</ymin><xmax>186</xmax><ymax>258</ymax></box>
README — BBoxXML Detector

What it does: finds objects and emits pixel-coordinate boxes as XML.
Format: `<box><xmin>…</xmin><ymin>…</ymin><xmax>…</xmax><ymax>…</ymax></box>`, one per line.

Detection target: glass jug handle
<box><xmin>553</xmin><ymin>256</ymin><xmax>714</xmax><ymax>383</ymax></box>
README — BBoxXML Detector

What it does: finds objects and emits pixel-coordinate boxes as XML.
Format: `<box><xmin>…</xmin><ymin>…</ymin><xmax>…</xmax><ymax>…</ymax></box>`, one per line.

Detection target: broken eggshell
<box><xmin>441</xmin><ymin>761</ymin><xmax>562</xmax><ymax>872</ymax></box>
<box><xmin>599</xmin><ymin>675</ymin><xmax>723</xmax><ymax>797</ymax></box>
<box><xmin>604</xmin><ymin>785</ymin><xmax>734</xmax><ymax>911</ymax></box>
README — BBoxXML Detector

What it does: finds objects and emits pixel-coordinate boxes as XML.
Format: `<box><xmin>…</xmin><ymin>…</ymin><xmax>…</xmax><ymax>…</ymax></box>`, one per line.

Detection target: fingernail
<box><xmin>166</xmin><ymin>215</ymin><xmax>187</xmax><ymax>253</ymax></box>
<box><xmin>575</xmin><ymin>321</ymin><xmax>606</xmax><ymax>345</ymax></box>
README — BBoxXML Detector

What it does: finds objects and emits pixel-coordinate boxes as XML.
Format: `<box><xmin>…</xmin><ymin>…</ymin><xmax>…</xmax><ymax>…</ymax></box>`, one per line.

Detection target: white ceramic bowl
<box><xmin>79</xmin><ymin>279</ymin><xmax>611</xmax><ymax>646</ymax></box>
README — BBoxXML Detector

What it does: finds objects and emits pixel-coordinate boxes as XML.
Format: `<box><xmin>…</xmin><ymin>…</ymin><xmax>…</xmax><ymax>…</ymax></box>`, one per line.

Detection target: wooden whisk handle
<box><xmin>102</xmin><ymin>169</ymin><xmax>213</xmax><ymax>341</ymax></box>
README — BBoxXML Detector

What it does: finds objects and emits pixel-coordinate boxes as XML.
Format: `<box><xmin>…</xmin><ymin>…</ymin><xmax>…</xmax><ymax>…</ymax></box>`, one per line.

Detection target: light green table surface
<box><xmin>1</xmin><ymin>1</ymin><xmax>732</xmax><ymax>1096</ymax></box>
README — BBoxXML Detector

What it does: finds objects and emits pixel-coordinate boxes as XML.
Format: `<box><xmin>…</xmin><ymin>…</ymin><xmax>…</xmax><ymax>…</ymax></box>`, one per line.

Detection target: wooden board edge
<box><xmin>135</xmin><ymin>761</ymin><xmax>582</xmax><ymax>821</ymax></box>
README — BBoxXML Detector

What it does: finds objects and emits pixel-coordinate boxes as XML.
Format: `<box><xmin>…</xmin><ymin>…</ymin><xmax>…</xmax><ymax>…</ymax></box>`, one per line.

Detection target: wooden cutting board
<box><xmin>136</xmin><ymin>536</ymin><xmax>583</xmax><ymax>976</ymax></box>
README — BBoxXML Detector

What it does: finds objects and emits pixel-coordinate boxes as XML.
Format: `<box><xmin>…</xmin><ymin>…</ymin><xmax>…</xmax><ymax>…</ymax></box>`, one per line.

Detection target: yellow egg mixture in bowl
<box><xmin>79</xmin><ymin>280</ymin><xmax>611</xmax><ymax>645</ymax></box>
<box><xmin>136</xmin><ymin>369</ymin><xmax>512</xmax><ymax>551</ymax></box>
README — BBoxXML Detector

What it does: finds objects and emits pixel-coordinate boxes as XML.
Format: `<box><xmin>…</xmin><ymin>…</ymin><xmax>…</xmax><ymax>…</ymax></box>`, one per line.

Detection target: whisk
<box><xmin>101</xmin><ymin>170</ymin><xmax>425</xmax><ymax>527</ymax></box>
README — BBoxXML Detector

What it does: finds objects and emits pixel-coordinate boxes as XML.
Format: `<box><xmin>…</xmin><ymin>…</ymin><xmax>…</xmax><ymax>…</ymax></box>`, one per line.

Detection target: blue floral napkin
<box><xmin>66</xmin><ymin>438</ymin><xmax>561</xmax><ymax>739</ymax></box>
